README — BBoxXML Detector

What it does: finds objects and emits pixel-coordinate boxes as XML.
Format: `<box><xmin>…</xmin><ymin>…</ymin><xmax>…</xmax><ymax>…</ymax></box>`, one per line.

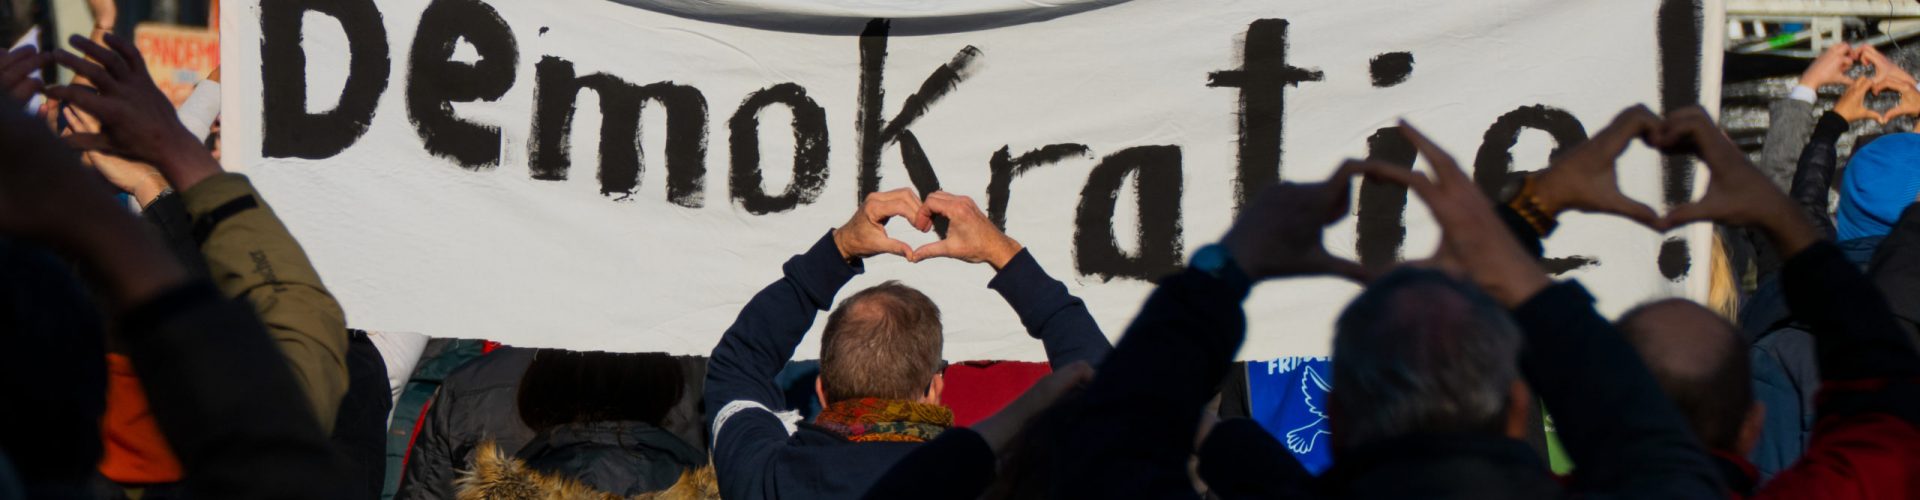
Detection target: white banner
<box><xmin>222</xmin><ymin>0</ymin><xmax>1718</xmax><ymax>360</ymax></box>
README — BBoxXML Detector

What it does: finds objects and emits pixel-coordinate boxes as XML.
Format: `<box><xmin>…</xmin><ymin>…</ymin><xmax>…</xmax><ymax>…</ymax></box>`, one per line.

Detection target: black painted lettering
<box><xmin>729</xmin><ymin>83</ymin><xmax>830</xmax><ymax>215</ymax></box>
<box><xmin>528</xmin><ymin>57</ymin><xmax>709</xmax><ymax>206</ymax></box>
<box><xmin>406</xmin><ymin>0</ymin><xmax>517</xmax><ymax>170</ymax></box>
<box><xmin>1355</xmin><ymin>127</ymin><xmax>1416</xmax><ymax>271</ymax></box>
<box><xmin>856</xmin><ymin>19</ymin><xmax>981</xmax><ymax>207</ymax></box>
<box><xmin>1075</xmin><ymin>145</ymin><xmax>1184</xmax><ymax>281</ymax></box>
<box><xmin>1470</xmin><ymin>105</ymin><xmax>1587</xmax><ymax>196</ymax></box>
<box><xmin>987</xmin><ymin>144</ymin><xmax>1093</xmax><ymax>230</ymax></box>
<box><xmin>1208</xmin><ymin>19</ymin><xmax>1323</xmax><ymax>210</ymax></box>
<box><xmin>259</xmin><ymin>0</ymin><xmax>388</xmax><ymax>159</ymax></box>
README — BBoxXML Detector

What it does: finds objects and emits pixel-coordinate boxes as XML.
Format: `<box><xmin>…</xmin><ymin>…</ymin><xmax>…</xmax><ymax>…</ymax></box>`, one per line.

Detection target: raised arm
<box><xmin>912</xmin><ymin>191</ymin><xmax>1112</xmax><ymax>367</ymax></box>
<box><xmin>1659</xmin><ymin>105</ymin><xmax>1920</xmax><ymax>498</ymax></box>
<box><xmin>705</xmin><ymin>188</ymin><xmax>927</xmax><ymax>498</ymax></box>
<box><xmin>51</xmin><ymin>33</ymin><xmax>350</xmax><ymax>431</ymax></box>
<box><xmin>0</xmin><ymin>97</ymin><xmax>348</xmax><ymax>498</ymax></box>
<box><xmin>1054</xmin><ymin>170</ymin><xmax>1367</xmax><ymax>499</ymax></box>
<box><xmin>1357</xmin><ymin>113</ymin><xmax>1721</xmax><ymax>496</ymax></box>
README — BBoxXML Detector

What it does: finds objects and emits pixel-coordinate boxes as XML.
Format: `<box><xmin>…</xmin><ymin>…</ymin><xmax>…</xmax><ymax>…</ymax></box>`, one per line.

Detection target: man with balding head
<box><xmin>704</xmin><ymin>188</ymin><xmax>1111</xmax><ymax>500</ymax></box>
<box><xmin>1617</xmin><ymin>300</ymin><xmax>1765</xmax><ymax>485</ymax></box>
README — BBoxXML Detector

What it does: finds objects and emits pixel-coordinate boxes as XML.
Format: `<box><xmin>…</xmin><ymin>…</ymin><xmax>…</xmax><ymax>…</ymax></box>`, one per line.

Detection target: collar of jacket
<box><xmin>1709</xmin><ymin>448</ymin><xmax>1758</xmax><ymax>497</ymax></box>
<box><xmin>1316</xmin><ymin>432</ymin><xmax>1559</xmax><ymax>498</ymax></box>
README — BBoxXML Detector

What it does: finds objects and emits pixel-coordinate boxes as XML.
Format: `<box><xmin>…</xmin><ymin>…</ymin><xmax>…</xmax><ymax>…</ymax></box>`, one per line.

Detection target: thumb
<box><xmin>1660</xmin><ymin>202</ymin><xmax>1715</xmax><ymax>231</ymax></box>
<box><xmin>1605</xmin><ymin>195</ymin><xmax>1663</xmax><ymax>229</ymax></box>
<box><xmin>1322</xmin><ymin>256</ymin><xmax>1371</xmax><ymax>284</ymax></box>
<box><xmin>910</xmin><ymin>240</ymin><xmax>952</xmax><ymax>263</ymax></box>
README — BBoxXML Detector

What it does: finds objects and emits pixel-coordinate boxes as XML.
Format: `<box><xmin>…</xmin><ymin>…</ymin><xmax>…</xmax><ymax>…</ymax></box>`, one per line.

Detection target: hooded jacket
<box><xmin>457</xmin><ymin>439</ymin><xmax>716</xmax><ymax>500</ymax></box>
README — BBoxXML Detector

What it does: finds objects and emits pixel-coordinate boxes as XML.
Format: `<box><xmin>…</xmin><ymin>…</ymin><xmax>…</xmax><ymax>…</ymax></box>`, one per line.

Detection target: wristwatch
<box><xmin>1189</xmin><ymin>244</ymin><xmax>1250</xmax><ymax>288</ymax></box>
<box><xmin>1499</xmin><ymin>173</ymin><xmax>1559</xmax><ymax>236</ymax></box>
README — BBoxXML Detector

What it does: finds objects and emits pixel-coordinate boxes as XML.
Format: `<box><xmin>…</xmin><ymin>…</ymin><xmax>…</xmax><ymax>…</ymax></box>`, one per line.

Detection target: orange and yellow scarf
<box><xmin>812</xmin><ymin>398</ymin><xmax>953</xmax><ymax>443</ymax></box>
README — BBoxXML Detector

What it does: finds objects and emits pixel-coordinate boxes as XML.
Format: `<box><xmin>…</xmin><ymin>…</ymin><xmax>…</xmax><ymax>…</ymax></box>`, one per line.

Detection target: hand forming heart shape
<box><xmin>833</xmin><ymin>188</ymin><xmax>1025</xmax><ymax>270</ymax></box>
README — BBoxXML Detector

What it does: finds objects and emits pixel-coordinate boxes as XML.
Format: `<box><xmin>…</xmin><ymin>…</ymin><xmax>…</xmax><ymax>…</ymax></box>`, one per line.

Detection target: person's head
<box><xmin>1617</xmin><ymin>299</ymin><xmax>1763</xmax><ymax>455</ymax></box>
<box><xmin>1837</xmin><ymin>132</ymin><xmax>1920</xmax><ymax>242</ymax></box>
<box><xmin>516</xmin><ymin>350</ymin><xmax>685</xmax><ymax>431</ymax></box>
<box><xmin>1330</xmin><ymin>268</ymin><xmax>1531</xmax><ymax>452</ymax></box>
<box><xmin>817</xmin><ymin>281</ymin><xmax>944</xmax><ymax>406</ymax></box>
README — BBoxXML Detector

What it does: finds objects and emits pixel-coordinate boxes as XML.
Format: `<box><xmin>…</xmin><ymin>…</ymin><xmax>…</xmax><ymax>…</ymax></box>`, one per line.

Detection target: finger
<box><xmin>1396</xmin><ymin>121</ymin><xmax>1469</xmax><ymax>185</ymax></box>
<box><xmin>922</xmin><ymin>193</ymin><xmax>982</xmax><ymax>221</ymax></box>
<box><xmin>1660</xmin><ymin>202</ymin><xmax>1720</xmax><ymax>230</ymax></box>
<box><xmin>101</xmin><ymin>32</ymin><xmax>148</xmax><ymax>75</ymax></box>
<box><xmin>43</xmin><ymin>85</ymin><xmax>122</xmax><ymax>121</ymax></box>
<box><xmin>1319</xmin><ymin>254</ymin><xmax>1371</xmax><ymax>284</ymax></box>
<box><xmin>1348</xmin><ymin>160</ymin><xmax>1437</xmax><ymax>197</ymax></box>
<box><xmin>1603</xmin><ymin>194</ymin><xmax>1663</xmax><ymax>229</ymax></box>
<box><xmin>864</xmin><ymin>198</ymin><xmax>923</xmax><ymax>227</ymax></box>
<box><xmin>49</xmin><ymin>51</ymin><xmax>115</xmax><ymax>92</ymax></box>
<box><xmin>909</xmin><ymin>240</ymin><xmax>952</xmax><ymax>263</ymax></box>
<box><xmin>62</xmin><ymin>132</ymin><xmax>113</xmax><ymax>151</ymax></box>
<box><xmin>67</xmin><ymin>35</ymin><xmax>129</xmax><ymax>81</ymax></box>
<box><xmin>1594</xmin><ymin>105</ymin><xmax>1660</xmax><ymax>155</ymax></box>
<box><xmin>8</xmin><ymin>78</ymin><xmax>39</xmax><ymax>101</ymax></box>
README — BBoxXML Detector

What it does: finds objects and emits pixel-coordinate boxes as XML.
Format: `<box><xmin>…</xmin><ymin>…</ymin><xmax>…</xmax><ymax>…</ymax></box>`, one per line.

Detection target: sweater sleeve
<box><xmin>987</xmin><ymin>248</ymin><xmax>1112</xmax><ymax>368</ymax></box>
<box><xmin>860</xmin><ymin>428</ymin><xmax>996</xmax><ymax>500</ymax></box>
<box><xmin>1762</xmin><ymin>97</ymin><xmax>1822</xmax><ymax>192</ymax></box>
<box><xmin>179</xmin><ymin>173</ymin><xmax>349</xmax><ymax>434</ymax></box>
<box><xmin>705</xmin><ymin>231</ymin><xmax>860</xmax><ymax>499</ymax></box>
<box><xmin>1509</xmin><ymin>283</ymin><xmax>1723</xmax><ymax>496</ymax></box>
<box><xmin>1056</xmin><ymin>269</ymin><xmax>1251</xmax><ymax>499</ymax></box>
<box><xmin>118</xmin><ymin>282</ymin><xmax>351</xmax><ymax>499</ymax></box>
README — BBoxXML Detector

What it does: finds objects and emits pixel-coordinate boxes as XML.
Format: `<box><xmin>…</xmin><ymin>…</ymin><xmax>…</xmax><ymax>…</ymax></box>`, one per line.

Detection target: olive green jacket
<box><xmin>180</xmin><ymin>173</ymin><xmax>349</xmax><ymax>433</ymax></box>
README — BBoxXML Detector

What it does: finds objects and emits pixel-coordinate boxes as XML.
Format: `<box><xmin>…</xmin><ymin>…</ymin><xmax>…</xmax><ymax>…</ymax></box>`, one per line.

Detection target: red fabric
<box><xmin>98</xmin><ymin>353</ymin><xmax>183</xmax><ymax>484</ymax></box>
<box><xmin>481</xmin><ymin>340</ymin><xmax>502</xmax><ymax>354</ymax></box>
<box><xmin>940</xmin><ymin>361</ymin><xmax>1051</xmax><ymax>427</ymax></box>
<box><xmin>1750</xmin><ymin>412</ymin><xmax>1920</xmax><ymax>499</ymax></box>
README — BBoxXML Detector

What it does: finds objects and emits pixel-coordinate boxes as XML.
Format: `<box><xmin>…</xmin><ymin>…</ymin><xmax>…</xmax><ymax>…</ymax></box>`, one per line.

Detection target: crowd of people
<box><xmin>0</xmin><ymin>17</ymin><xmax>1914</xmax><ymax>500</ymax></box>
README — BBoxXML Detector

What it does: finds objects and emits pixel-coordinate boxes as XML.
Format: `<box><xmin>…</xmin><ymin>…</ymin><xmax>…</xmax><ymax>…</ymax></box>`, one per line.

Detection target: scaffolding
<box><xmin>1728</xmin><ymin>0</ymin><xmax>1920</xmax><ymax>56</ymax></box>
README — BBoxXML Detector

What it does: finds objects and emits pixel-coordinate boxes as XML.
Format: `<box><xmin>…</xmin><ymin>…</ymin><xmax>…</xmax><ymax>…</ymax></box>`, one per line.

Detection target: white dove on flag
<box><xmin>1285</xmin><ymin>365</ymin><xmax>1332</xmax><ymax>454</ymax></box>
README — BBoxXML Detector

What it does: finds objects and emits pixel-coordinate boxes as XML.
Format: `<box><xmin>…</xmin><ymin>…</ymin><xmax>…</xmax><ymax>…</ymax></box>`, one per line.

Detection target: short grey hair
<box><xmin>1330</xmin><ymin>268</ymin><xmax>1523</xmax><ymax>451</ymax></box>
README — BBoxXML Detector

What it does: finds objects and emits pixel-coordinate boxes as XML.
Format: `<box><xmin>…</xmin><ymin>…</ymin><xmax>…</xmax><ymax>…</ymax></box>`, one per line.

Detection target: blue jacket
<box><xmin>703</xmin><ymin>231</ymin><xmax>1111</xmax><ymax>500</ymax></box>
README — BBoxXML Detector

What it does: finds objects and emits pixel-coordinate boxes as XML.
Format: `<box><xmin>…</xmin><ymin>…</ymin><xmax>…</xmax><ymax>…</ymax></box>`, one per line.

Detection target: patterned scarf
<box><xmin>812</xmin><ymin>398</ymin><xmax>953</xmax><ymax>443</ymax></box>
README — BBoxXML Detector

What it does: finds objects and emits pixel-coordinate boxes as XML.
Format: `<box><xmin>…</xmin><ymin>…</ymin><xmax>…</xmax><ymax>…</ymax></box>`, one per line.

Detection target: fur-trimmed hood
<box><xmin>455</xmin><ymin>441</ymin><xmax>718</xmax><ymax>500</ymax></box>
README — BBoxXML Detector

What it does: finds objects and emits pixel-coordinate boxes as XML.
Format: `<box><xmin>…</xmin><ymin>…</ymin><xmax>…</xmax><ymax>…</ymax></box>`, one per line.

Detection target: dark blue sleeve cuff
<box><xmin>784</xmin><ymin>230</ymin><xmax>863</xmax><ymax>311</ymax></box>
<box><xmin>988</xmin><ymin>249</ymin><xmax>1068</xmax><ymax>336</ymax></box>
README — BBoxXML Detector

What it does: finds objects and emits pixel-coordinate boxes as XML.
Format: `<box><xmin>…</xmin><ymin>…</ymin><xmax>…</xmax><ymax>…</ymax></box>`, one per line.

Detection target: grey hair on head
<box><xmin>1330</xmin><ymin>267</ymin><xmax>1524</xmax><ymax>451</ymax></box>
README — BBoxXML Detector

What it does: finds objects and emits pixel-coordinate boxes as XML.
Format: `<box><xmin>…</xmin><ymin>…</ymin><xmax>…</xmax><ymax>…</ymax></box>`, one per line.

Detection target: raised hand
<box><xmin>45</xmin><ymin>33</ymin><xmax>221</xmax><ymax>190</ymax></box>
<box><xmin>835</xmin><ymin>188</ymin><xmax>933</xmax><ymax>262</ymax></box>
<box><xmin>910</xmin><ymin>191</ymin><xmax>1023</xmax><ymax>269</ymax></box>
<box><xmin>1856</xmin><ymin>44</ymin><xmax>1916</xmax><ymax>87</ymax></box>
<box><xmin>0</xmin><ymin>46</ymin><xmax>43</xmax><ymax>103</ymax></box>
<box><xmin>1834</xmin><ymin>77</ymin><xmax>1883</xmax><ymax>123</ymax></box>
<box><xmin>1350</xmin><ymin>123</ymin><xmax>1550</xmax><ymax>307</ymax></box>
<box><xmin>1220</xmin><ymin>166</ymin><xmax>1367</xmax><ymax>282</ymax></box>
<box><xmin>61</xmin><ymin>103</ymin><xmax>167</xmax><ymax>205</ymax></box>
<box><xmin>1876</xmin><ymin>77</ymin><xmax>1920</xmax><ymax>124</ymax></box>
<box><xmin>1653</xmin><ymin>106</ymin><xmax>1820</xmax><ymax>256</ymax></box>
<box><xmin>1529</xmin><ymin>105</ymin><xmax>1665</xmax><ymax>227</ymax></box>
<box><xmin>1801</xmin><ymin>42</ymin><xmax>1857</xmax><ymax>88</ymax></box>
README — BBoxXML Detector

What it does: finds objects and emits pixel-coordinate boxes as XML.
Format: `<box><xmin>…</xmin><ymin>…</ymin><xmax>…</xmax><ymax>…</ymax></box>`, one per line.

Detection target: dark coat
<box><xmin>395</xmin><ymin>347</ymin><xmax>539</xmax><ymax>500</ymax></box>
<box><xmin>514</xmin><ymin>421</ymin><xmax>704</xmax><ymax>497</ymax></box>
<box><xmin>704</xmin><ymin>231</ymin><xmax>1111</xmax><ymax>500</ymax></box>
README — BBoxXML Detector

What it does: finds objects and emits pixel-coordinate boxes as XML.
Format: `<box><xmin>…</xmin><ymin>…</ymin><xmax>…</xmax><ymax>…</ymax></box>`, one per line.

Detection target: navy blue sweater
<box><xmin>704</xmin><ymin>230</ymin><xmax>1111</xmax><ymax>500</ymax></box>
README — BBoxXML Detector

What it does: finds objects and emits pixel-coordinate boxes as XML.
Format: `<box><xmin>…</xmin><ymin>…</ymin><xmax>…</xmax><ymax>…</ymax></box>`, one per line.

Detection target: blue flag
<box><xmin>1247</xmin><ymin>357</ymin><xmax>1334</xmax><ymax>475</ymax></box>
